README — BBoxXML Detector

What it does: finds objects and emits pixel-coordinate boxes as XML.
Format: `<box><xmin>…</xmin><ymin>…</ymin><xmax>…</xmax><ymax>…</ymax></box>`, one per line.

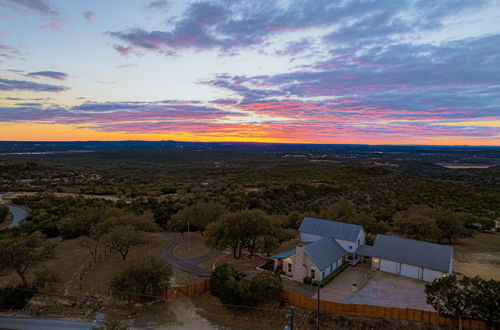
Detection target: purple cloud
<box><xmin>107</xmin><ymin>0</ymin><xmax>491</xmax><ymax>56</ymax></box>
<box><xmin>144</xmin><ymin>0</ymin><xmax>169</xmax><ymax>10</ymax></box>
<box><xmin>83</xmin><ymin>11</ymin><xmax>95</xmax><ymax>21</ymax></box>
<box><xmin>28</xmin><ymin>71</ymin><xmax>68</xmax><ymax>80</ymax></box>
<box><xmin>0</xmin><ymin>77</ymin><xmax>68</xmax><ymax>92</ymax></box>
<box><xmin>2</xmin><ymin>0</ymin><xmax>56</xmax><ymax>15</ymax></box>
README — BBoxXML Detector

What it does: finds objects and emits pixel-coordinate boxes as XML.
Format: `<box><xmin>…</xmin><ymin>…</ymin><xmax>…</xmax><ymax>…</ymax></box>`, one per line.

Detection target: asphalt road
<box><xmin>157</xmin><ymin>233</ymin><xmax>220</xmax><ymax>277</ymax></box>
<box><xmin>8</xmin><ymin>206</ymin><xmax>28</xmax><ymax>228</ymax></box>
<box><xmin>0</xmin><ymin>317</ymin><xmax>98</xmax><ymax>330</ymax></box>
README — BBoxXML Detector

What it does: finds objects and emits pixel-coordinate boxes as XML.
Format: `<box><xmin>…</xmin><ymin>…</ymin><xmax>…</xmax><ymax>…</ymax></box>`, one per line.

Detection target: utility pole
<box><xmin>187</xmin><ymin>219</ymin><xmax>190</xmax><ymax>252</ymax></box>
<box><xmin>316</xmin><ymin>285</ymin><xmax>320</xmax><ymax>329</ymax></box>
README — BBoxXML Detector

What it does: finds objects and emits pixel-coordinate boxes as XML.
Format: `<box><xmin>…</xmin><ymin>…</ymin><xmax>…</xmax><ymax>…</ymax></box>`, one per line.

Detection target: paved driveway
<box><xmin>0</xmin><ymin>317</ymin><xmax>98</xmax><ymax>330</ymax></box>
<box><xmin>8</xmin><ymin>205</ymin><xmax>28</xmax><ymax>227</ymax></box>
<box><xmin>345</xmin><ymin>271</ymin><xmax>433</xmax><ymax>311</ymax></box>
<box><xmin>154</xmin><ymin>233</ymin><xmax>220</xmax><ymax>277</ymax></box>
<box><xmin>315</xmin><ymin>262</ymin><xmax>433</xmax><ymax>311</ymax></box>
<box><xmin>313</xmin><ymin>261</ymin><xmax>371</xmax><ymax>303</ymax></box>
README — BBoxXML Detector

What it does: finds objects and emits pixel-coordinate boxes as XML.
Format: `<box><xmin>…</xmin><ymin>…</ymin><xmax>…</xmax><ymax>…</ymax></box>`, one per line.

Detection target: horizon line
<box><xmin>0</xmin><ymin>140</ymin><xmax>499</xmax><ymax>148</ymax></box>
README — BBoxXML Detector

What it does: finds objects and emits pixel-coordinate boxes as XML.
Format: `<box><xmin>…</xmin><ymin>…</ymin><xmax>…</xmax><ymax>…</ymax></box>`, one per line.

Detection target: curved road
<box><xmin>156</xmin><ymin>233</ymin><xmax>220</xmax><ymax>277</ymax></box>
<box><xmin>8</xmin><ymin>205</ymin><xmax>28</xmax><ymax>228</ymax></box>
<box><xmin>0</xmin><ymin>317</ymin><xmax>98</xmax><ymax>330</ymax></box>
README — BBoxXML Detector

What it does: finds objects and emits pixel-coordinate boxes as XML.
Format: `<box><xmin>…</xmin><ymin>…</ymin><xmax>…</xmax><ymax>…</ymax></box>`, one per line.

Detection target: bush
<box><xmin>0</xmin><ymin>205</ymin><xmax>8</xmax><ymax>222</ymax></box>
<box><xmin>0</xmin><ymin>285</ymin><xmax>36</xmax><ymax>310</ymax></box>
<box><xmin>210</xmin><ymin>264</ymin><xmax>283</xmax><ymax>306</ymax></box>
<box><xmin>303</xmin><ymin>276</ymin><xmax>312</xmax><ymax>285</ymax></box>
<box><xmin>110</xmin><ymin>256</ymin><xmax>171</xmax><ymax>298</ymax></box>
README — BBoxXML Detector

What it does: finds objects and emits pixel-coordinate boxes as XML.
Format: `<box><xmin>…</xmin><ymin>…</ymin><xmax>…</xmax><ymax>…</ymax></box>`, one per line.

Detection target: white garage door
<box><xmin>423</xmin><ymin>269</ymin><xmax>443</xmax><ymax>282</ymax></box>
<box><xmin>380</xmin><ymin>259</ymin><xmax>398</xmax><ymax>273</ymax></box>
<box><xmin>400</xmin><ymin>264</ymin><xmax>419</xmax><ymax>279</ymax></box>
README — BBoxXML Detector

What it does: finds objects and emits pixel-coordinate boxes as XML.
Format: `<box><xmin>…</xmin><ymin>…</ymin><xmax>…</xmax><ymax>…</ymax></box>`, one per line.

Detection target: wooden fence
<box><xmin>277</xmin><ymin>290</ymin><xmax>489</xmax><ymax>330</ymax></box>
<box><xmin>164</xmin><ymin>279</ymin><xmax>210</xmax><ymax>299</ymax></box>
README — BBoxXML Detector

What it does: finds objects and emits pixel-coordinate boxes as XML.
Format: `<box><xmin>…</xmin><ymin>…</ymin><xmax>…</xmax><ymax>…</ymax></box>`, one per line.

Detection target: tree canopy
<box><xmin>0</xmin><ymin>232</ymin><xmax>56</xmax><ymax>286</ymax></box>
<box><xmin>110</xmin><ymin>256</ymin><xmax>172</xmax><ymax>297</ymax></box>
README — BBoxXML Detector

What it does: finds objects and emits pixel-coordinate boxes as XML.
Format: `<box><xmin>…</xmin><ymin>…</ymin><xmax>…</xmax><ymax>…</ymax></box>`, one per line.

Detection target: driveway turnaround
<box><xmin>0</xmin><ymin>317</ymin><xmax>98</xmax><ymax>330</ymax></box>
<box><xmin>8</xmin><ymin>205</ymin><xmax>28</xmax><ymax>228</ymax></box>
<box><xmin>157</xmin><ymin>233</ymin><xmax>220</xmax><ymax>277</ymax></box>
<box><xmin>344</xmin><ymin>271</ymin><xmax>433</xmax><ymax>311</ymax></box>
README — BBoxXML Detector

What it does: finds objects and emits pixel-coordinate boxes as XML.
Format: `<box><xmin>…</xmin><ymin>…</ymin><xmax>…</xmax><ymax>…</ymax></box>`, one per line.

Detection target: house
<box><xmin>272</xmin><ymin>217</ymin><xmax>453</xmax><ymax>283</ymax></box>
<box><xmin>272</xmin><ymin>217</ymin><xmax>365</xmax><ymax>282</ymax></box>
<box><xmin>366</xmin><ymin>235</ymin><xmax>453</xmax><ymax>282</ymax></box>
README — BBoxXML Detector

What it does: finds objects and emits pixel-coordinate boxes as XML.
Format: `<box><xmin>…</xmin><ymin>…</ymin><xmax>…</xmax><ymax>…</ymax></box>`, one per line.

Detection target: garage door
<box><xmin>423</xmin><ymin>269</ymin><xmax>443</xmax><ymax>282</ymax></box>
<box><xmin>380</xmin><ymin>259</ymin><xmax>398</xmax><ymax>273</ymax></box>
<box><xmin>400</xmin><ymin>264</ymin><xmax>419</xmax><ymax>279</ymax></box>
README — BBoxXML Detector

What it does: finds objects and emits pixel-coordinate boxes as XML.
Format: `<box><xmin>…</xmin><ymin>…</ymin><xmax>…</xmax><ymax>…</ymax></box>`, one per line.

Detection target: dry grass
<box><xmin>453</xmin><ymin>232</ymin><xmax>500</xmax><ymax>280</ymax></box>
<box><xmin>80</xmin><ymin>235</ymin><xmax>168</xmax><ymax>291</ymax></box>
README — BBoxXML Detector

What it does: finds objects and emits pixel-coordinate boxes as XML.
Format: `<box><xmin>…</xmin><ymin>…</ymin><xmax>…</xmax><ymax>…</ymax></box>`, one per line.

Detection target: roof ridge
<box><xmin>303</xmin><ymin>216</ymin><xmax>363</xmax><ymax>228</ymax></box>
<box><xmin>376</xmin><ymin>234</ymin><xmax>453</xmax><ymax>249</ymax></box>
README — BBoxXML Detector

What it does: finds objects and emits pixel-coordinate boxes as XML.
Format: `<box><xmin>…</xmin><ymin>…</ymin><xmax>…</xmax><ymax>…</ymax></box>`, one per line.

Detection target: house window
<box><xmin>311</xmin><ymin>268</ymin><xmax>316</xmax><ymax>279</ymax></box>
<box><xmin>287</xmin><ymin>263</ymin><xmax>292</xmax><ymax>273</ymax></box>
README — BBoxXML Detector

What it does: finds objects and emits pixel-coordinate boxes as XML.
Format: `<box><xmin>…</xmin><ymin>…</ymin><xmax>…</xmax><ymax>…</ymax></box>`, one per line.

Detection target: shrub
<box><xmin>303</xmin><ymin>276</ymin><xmax>312</xmax><ymax>285</ymax></box>
<box><xmin>111</xmin><ymin>256</ymin><xmax>171</xmax><ymax>298</ymax></box>
<box><xmin>0</xmin><ymin>285</ymin><xmax>36</xmax><ymax>310</ymax></box>
<box><xmin>210</xmin><ymin>264</ymin><xmax>283</xmax><ymax>306</ymax></box>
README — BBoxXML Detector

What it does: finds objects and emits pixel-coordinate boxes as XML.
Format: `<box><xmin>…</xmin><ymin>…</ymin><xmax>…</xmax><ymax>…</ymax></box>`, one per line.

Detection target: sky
<box><xmin>0</xmin><ymin>0</ymin><xmax>499</xmax><ymax>145</ymax></box>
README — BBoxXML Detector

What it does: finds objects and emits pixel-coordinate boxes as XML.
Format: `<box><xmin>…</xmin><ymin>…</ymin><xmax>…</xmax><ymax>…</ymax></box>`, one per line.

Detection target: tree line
<box><xmin>425</xmin><ymin>275</ymin><xmax>499</xmax><ymax>329</ymax></box>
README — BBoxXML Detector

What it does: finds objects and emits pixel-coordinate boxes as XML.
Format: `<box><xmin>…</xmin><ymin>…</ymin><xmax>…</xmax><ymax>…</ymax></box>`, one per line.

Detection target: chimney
<box><xmin>293</xmin><ymin>243</ymin><xmax>306</xmax><ymax>282</ymax></box>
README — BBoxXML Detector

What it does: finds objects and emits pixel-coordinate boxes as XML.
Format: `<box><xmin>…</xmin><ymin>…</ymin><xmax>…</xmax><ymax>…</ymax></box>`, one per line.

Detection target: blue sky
<box><xmin>0</xmin><ymin>0</ymin><xmax>499</xmax><ymax>144</ymax></box>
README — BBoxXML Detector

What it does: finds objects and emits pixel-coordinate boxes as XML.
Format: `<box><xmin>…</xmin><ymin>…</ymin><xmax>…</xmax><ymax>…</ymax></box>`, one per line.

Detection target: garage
<box><xmin>380</xmin><ymin>259</ymin><xmax>398</xmax><ymax>273</ymax></box>
<box><xmin>400</xmin><ymin>263</ymin><xmax>419</xmax><ymax>279</ymax></box>
<box><xmin>423</xmin><ymin>269</ymin><xmax>443</xmax><ymax>282</ymax></box>
<box><xmin>369</xmin><ymin>235</ymin><xmax>453</xmax><ymax>283</ymax></box>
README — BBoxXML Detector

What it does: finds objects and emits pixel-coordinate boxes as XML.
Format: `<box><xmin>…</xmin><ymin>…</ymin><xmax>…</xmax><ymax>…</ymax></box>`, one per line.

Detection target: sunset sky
<box><xmin>0</xmin><ymin>0</ymin><xmax>499</xmax><ymax>145</ymax></box>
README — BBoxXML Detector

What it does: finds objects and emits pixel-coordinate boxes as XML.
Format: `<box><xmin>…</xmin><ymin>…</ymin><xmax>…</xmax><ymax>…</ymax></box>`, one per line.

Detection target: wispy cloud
<box><xmin>1</xmin><ymin>0</ymin><xmax>56</xmax><ymax>15</ymax></box>
<box><xmin>0</xmin><ymin>77</ymin><xmax>68</xmax><ymax>92</ymax></box>
<box><xmin>28</xmin><ymin>71</ymin><xmax>68</xmax><ymax>80</ymax></box>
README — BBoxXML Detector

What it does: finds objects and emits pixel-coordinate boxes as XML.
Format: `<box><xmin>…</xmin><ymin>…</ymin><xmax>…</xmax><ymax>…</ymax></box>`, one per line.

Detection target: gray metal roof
<box><xmin>299</xmin><ymin>217</ymin><xmax>363</xmax><ymax>242</ymax></box>
<box><xmin>305</xmin><ymin>237</ymin><xmax>346</xmax><ymax>271</ymax></box>
<box><xmin>371</xmin><ymin>235</ymin><xmax>453</xmax><ymax>273</ymax></box>
<box><xmin>355</xmin><ymin>244</ymin><xmax>374</xmax><ymax>257</ymax></box>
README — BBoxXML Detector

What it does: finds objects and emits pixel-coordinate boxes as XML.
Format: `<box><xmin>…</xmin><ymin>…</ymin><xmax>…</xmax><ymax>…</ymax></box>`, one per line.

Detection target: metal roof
<box><xmin>304</xmin><ymin>237</ymin><xmax>346</xmax><ymax>271</ymax></box>
<box><xmin>271</xmin><ymin>248</ymin><xmax>296</xmax><ymax>259</ymax></box>
<box><xmin>299</xmin><ymin>217</ymin><xmax>363</xmax><ymax>242</ymax></box>
<box><xmin>355</xmin><ymin>244</ymin><xmax>374</xmax><ymax>257</ymax></box>
<box><xmin>371</xmin><ymin>234</ymin><xmax>453</xmax><ymax>273</ymax></box>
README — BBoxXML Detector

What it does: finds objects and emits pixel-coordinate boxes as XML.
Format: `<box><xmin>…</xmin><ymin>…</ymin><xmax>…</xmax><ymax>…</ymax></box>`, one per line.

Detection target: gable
<box><xmin>304</xmin><ymin>237</ymin><xmax>346</xmax><ymax>270</ymax></box>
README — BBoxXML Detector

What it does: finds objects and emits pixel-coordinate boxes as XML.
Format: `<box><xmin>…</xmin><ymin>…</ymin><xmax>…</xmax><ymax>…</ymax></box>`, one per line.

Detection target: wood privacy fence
<box><xmin>277</xmin><ymin>290</ymin><xmax>490</xmax><ymax>330</ymax></box>
<box><xmin>164</xmin><ymin>279</ymin><xmax>210</xmax><ymax>300</ymax></box>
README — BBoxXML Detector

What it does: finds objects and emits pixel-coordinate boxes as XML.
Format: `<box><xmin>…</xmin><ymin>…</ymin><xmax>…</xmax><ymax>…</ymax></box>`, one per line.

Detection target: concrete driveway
<box><xmin>315</xmin><ymin>262</ymin><xmax>433</xmax><ymax>311</ymax></box>
<box><xmin>313</xmin><ymin>261</ymin><xmax>371</xmax><ymax>303</ymax></box>
<box><xmin>345</xmin><ymin>271</ymin><xmax>434</xmax><ymax>311</ymax></box>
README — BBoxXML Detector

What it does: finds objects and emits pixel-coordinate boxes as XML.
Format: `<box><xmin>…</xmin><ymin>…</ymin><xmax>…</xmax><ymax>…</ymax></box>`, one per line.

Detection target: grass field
<box><xmin>453</xmin><ymin>232</ymin><xmax>500</xmax><ymax>280</ymax></box>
